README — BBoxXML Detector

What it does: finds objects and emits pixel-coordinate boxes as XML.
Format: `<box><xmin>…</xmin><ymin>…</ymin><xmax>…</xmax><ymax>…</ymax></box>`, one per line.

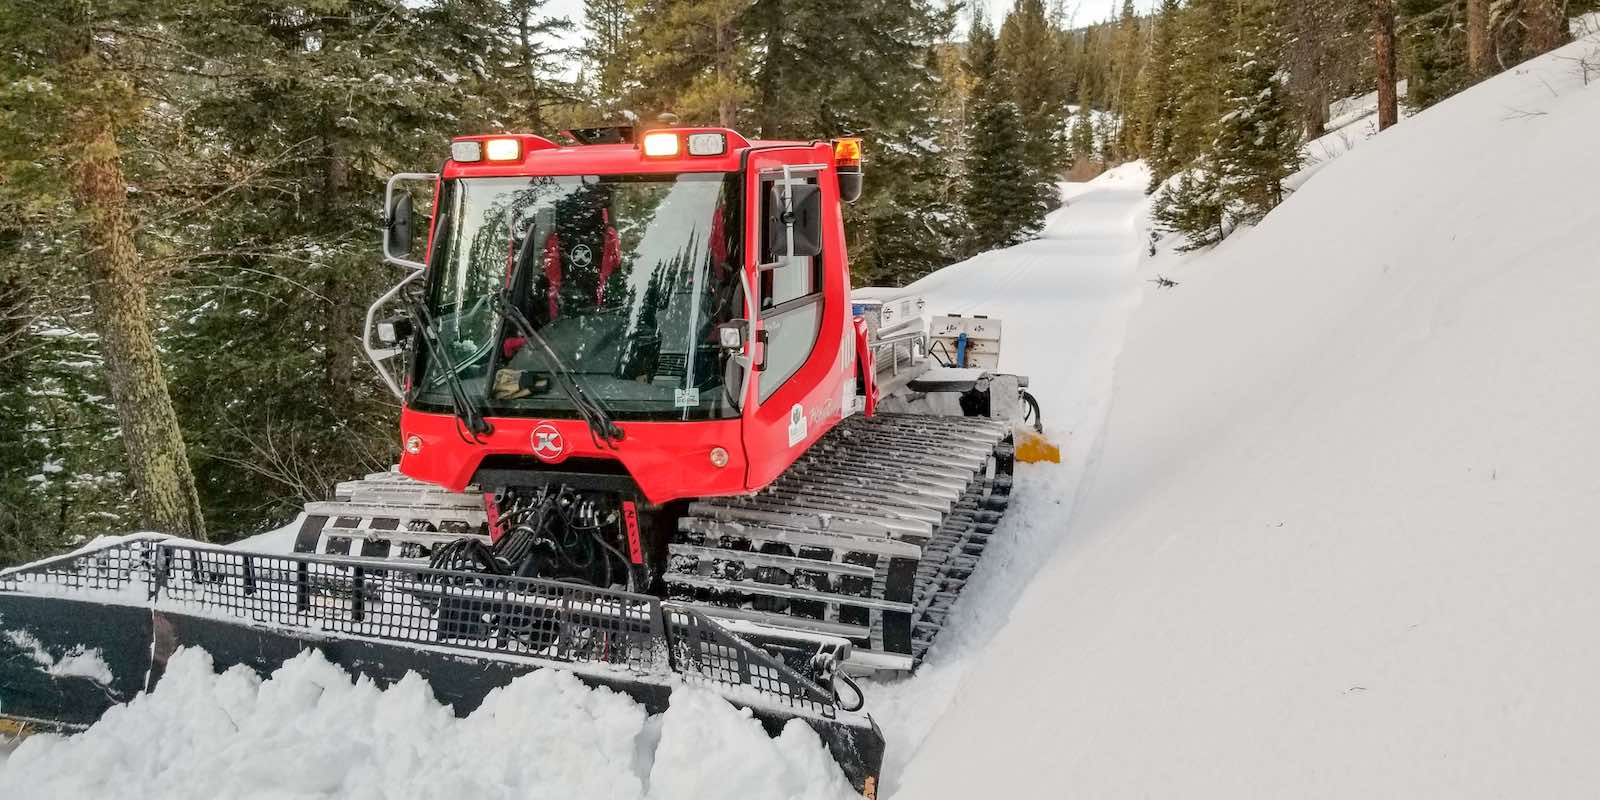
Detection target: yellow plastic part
<box><xmin>1015</xmin><ymin>430</ymin><xmax>1061</xmax><ymax>464</ymax></box>
<box><xmin>0</xmin><ymin>716</ymin><xmax>37</xmax><ymax>741</ymax></box>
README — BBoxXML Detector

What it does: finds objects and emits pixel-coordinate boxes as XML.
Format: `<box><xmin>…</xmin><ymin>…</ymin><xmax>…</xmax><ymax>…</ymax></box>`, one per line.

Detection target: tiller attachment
<box><xmin>0</xmin><ymin>536</ymin><xmax>883</xmax><ymax>794</ymax></box>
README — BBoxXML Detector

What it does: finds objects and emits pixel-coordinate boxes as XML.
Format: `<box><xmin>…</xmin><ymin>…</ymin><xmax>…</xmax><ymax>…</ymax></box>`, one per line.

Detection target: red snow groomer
<box><xmin>0</xmin><ymin>127</ymin><xmax>1042</xmax><ymax>795</ymax></box>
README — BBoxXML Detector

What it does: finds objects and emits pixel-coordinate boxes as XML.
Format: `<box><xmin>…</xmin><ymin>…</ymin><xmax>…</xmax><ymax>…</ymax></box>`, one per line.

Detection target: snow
<box><xmin>2</xmin><ymin>631</ymin><xmax>115</xmax><ymax>686</ymax></box>
<box><xmin>0</xmin><ymin>648</ymin><xmax>857</xmax><ymax>800</ymax></box>
<box><xmin>894</xmin><ymin>29</ymin><xmax>1600</xmax><ymax>799</ymax></box>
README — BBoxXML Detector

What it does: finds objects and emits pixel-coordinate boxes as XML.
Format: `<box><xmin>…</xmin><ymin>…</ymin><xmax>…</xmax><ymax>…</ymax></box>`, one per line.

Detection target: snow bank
<box><xmin>0</xmin><ymin>649</ymin><xmax>857</xmax><ymax>800</ymax></box>
<box><xmin>897</xmin><ymin>29</ymin><xmax>1600</xmax><ymax>799</ymax></box>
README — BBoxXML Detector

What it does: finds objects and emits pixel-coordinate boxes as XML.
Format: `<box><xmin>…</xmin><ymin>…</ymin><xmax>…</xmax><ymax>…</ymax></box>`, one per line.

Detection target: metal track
<box><xmin>666</xmin><ymin>413</ymin><xmax>1013</xmax><ymax>672</ymax></box>
<box><xmin>295</xmin><ymin>415</ymin><xmax>1014</xmax><ymax>673</ymax></box>
<box><xmin>293</xmin><ymin>473</ymin><xmax>489</xmax><ymax>560</ymax></box>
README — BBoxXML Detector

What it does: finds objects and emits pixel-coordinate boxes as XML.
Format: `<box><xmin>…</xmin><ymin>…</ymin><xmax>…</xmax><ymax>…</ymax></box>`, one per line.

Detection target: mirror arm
<box><xmin>782</xmin><ymin>164</ymin><xmax>796</xmax><ymax>263</ymax></box>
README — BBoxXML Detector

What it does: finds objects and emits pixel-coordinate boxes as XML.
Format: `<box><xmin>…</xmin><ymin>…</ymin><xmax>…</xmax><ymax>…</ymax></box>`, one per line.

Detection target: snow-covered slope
<box><xmin>896</xmin><ymin>31</ymin><xmax>1600</xmax><ymax>799</ymax></box>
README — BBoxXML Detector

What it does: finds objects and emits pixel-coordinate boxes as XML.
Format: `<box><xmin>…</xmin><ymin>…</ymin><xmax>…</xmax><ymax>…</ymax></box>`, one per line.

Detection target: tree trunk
<box><xmin>71</xmin><ymin>106</ymin><xmax>208</xmax><ymax>540</ymax></box>
<box><xmin>1466</xmin><ymin>0</ymin><xmax>1490</xmax><ymax>75</ymax></box>
<box><xmin>320</xmin><ymin>126</ymin><xmax>357</xmax><ymax>411</ymax></box>
<box><xmin>1525</xmin><ymin>0</ymin><xmax>1569</xmax><ymax>56</ymax></box>
<box><xmin>1374</xmin><ymin>0</ymin><xmax>1398</xmax><ymax>131</ymax></box>
<box><xmin>716</xmin><ymin>13</ymin><xmax>734</xmax><ymax>127</ymax></box>
<box><xmin>753</xmin><ymin>0</ymin><xmax>785</xmax><ymax>137</ymax></box>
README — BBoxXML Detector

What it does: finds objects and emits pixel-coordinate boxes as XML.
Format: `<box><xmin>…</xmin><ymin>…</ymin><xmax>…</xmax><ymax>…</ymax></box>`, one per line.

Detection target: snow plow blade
<box><xmin>0</xmin><ymin>536</ymin><xmax>884</xmax><ymax>795</ymax></box>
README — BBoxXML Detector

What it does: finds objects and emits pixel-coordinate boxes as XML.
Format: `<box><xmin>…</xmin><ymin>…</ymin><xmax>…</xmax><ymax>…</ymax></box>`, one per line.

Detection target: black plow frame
<box><xmin>0</xmin><ymin>536</ymin><xmax>884</xmax><ymax>795</ymax></box>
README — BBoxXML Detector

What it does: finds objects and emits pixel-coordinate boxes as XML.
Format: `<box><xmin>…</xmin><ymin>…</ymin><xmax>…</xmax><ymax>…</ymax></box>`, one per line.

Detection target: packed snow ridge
<box><xmin>0</xmin><ymin>648</ymin><xmax>858</xmax><ymax>800</ymax></box>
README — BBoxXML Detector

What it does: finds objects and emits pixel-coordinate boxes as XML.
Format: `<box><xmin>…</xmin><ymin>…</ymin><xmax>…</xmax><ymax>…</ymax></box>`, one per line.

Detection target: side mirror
<box><xmin>765</xmin><ymin>182</ymin><xmax>823</xmax><ymax>260</ymax></box>
<box><xmin>383</xmin><ymin>173</ymin><xmax>435</xmax><ymax>270</ymax></box>
<box><xmin>386</xmin><ymin>192</ymin><xmax>414</xmax><ymax>259</ymax></box>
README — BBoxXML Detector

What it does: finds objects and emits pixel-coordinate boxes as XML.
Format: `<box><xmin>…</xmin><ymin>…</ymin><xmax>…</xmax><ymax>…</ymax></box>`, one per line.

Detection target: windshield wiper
<box><xmin>412</xmin><ymin>301</ymin><xmax>494</xmax><ymax>443</ymax></box>
<box><xmin>491</xmin><ymin>290</ymin><xmax>625</xmax><ymax>449</ymax></box>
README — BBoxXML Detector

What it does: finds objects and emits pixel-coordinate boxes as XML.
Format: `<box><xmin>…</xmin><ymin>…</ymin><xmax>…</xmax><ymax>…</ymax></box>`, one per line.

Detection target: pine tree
<box><xmin>1139</xmin><ymin>0</ymin><xmax>1183</xmax><ymax>190</ymax></box>
<box><xmin>150</xmin><ymin>0</ymin><xmax>561</xmax><ymax>536</ymax></box>
<box><xmin>1400</xmin><ymin>0</ymin><xmax>1472</xmax><ymax>108</ymax></box>
<box><xmin>1154</xmin><ymin>0</ymin><xmax>1300</xmax><ymax>249</ymax></box>
<box><xmin>1281</xmin><ymin>0</ymin><xmax>1366</xmax><ymax>137</ymax></box>
<box><xmin>1070</xmin><ymin>102</ymin><xmax>1097</xmax><ymax>170</ymax></box>
<box><xmin>1168</xmin><ymin>0</ymin><xmax>1234</xmax><ymax>168</ymax></box>
<box><xmin>1212</xmin><ymin>0</ymin><xmax>1302</xmax><ymax>224</ymax></box>
<box><xmin>632</xmin><ymin>0</ymin><xmax>747</xmax><ymax>125</ymax></box>
<box><xmin>583</xmin><ymin>0</ymin><xmax>636</xmax><ymax>110</ymax></box>
<box><xmin>1151</xmin><ymin>157</ymin><xmax>1226</xmax><ymax>251</ymax></box>
<box><xmin>1</xmin><ymin>0</ymin><xmax>208</xmax><ymax>540</ymax></box>
<box><xmin>963</xmin><ymin>19</ymin><xmax>1045</xmax><ymax>251</ymax></box>
<box><xmin>1109</xmin><ymin>0</ymin><xmax>1144</xmax><ymax>161</ymax></box>
<box><xmin>998</xmin><ymin>0</ymin><xmax>1070</xmax><ymax>184</ymax></box>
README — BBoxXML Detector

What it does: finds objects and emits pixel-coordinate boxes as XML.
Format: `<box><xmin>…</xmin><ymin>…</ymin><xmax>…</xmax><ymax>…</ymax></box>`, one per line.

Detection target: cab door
<box><xmin>740</xmin><ymin>145</ymin><xmax>856</xmax><ymax>490</ymax></box>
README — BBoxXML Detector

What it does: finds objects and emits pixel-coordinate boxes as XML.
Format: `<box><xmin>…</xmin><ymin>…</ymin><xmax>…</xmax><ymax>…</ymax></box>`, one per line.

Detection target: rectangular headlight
<box><xmin>451</xmin><ymin>141</ymin><xmax>482</xmax><ymax>162</ymax></box>
<box><xmin>687</xmin><ymin>133</ymin><xmax>727</xmax><ymax>156</ymax></box>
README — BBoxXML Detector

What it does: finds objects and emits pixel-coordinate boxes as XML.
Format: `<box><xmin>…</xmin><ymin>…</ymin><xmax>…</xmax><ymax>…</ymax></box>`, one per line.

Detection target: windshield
<box><xmin>414</xmin><ymin>173</ymin><xmax>744</xmax><ymax>421</ymax></box>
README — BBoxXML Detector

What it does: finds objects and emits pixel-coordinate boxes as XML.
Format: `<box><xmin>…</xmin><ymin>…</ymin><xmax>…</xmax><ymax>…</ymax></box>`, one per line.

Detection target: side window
<box><xmin>758</xmin><ymin>174</ymin><xmax>824</xmax><ymax>401</ymax></box>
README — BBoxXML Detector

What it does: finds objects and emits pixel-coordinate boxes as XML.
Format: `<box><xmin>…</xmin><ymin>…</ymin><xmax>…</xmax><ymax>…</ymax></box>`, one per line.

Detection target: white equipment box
<box><xmin>930</xmin><ymin>315</ymin><xmax>1002</xmax><ymax>370</ymax></box>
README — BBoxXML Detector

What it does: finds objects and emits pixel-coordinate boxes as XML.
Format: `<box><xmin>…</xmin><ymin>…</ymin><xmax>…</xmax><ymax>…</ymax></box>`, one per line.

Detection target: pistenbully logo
<box><xmin>569</xmin><ymin>243</ymin><xmax>594</xmax><ymax>268</ymax></box>
<box><xmin>530</xmin><ymin>421</ymin><xmax>566</xmax><ymax>462</ymax></box>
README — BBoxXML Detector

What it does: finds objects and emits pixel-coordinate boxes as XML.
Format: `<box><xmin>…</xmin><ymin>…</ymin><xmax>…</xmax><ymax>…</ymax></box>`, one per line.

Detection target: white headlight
<box><xmin>450</xmin><ymin>141</ymin><xmax>482</xmax><ymax>162</ymax></box>
<box><xmin>686</xmin><ymin>133</ymin><xmax>726</xmax><ymax>156</ymax></box>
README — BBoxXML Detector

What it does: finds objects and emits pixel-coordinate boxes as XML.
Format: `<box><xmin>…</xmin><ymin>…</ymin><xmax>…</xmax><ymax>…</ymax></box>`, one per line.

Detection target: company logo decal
<box><xmin>569</xmin><ymin>243</ymin><xmax>594</xmax><ymax>268</ymax></box>
<box><xmin>531</xmin><ymin>421</ymin><xmax>567</xmax><ymax>462</ymax></box>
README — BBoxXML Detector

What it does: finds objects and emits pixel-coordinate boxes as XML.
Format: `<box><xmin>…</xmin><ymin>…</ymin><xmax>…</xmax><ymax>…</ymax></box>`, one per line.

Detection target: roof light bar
<box><xmin>641</xmin><ymin>131</ymin><xmax>681</xmax><ymax>158</ymax></box>
<box><xmin>451</xmin><ymin>141</ymin><xmax>482</xmax><ymax>162</ymax></box>
<box><xmin>484</xmin><ymin>138</ymin><xmax>522</xmax><ymax>161</ymax></box>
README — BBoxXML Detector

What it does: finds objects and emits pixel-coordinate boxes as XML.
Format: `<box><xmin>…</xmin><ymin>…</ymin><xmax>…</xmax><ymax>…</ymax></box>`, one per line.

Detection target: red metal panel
<box><xmin>398</xmin><ymin>409</ymin><xmax>749</xmax><ymax>505</ymax></box>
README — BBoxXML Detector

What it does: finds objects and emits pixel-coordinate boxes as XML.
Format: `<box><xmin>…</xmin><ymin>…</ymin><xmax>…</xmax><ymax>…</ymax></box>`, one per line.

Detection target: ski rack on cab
<box><xmin>0</xmin><ymin>536</ymin><xmax>884</xmax><ymax>794</ymax></box>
